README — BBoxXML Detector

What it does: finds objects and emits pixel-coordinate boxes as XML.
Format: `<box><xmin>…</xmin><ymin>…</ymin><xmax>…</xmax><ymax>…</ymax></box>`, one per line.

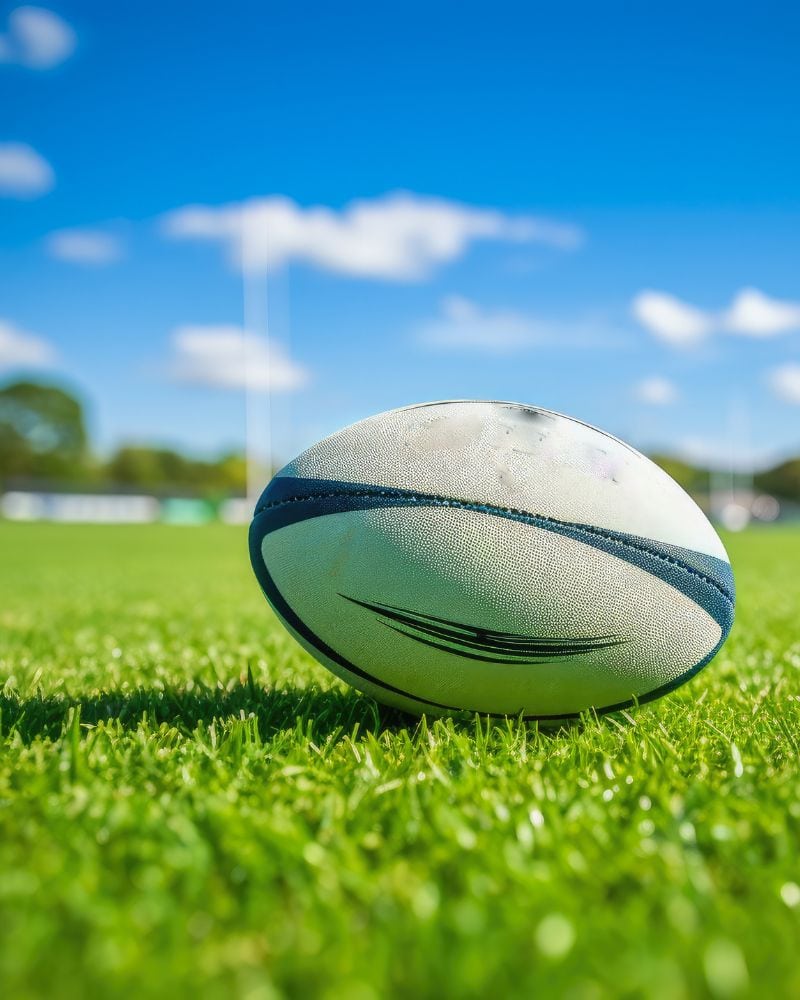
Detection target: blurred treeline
<box><xmin>0</xmin><ymin>380</ymin><xmax>247</xmax><ymax>497</ymax></box>
<box><xmin>647</xmin><ymin>453</ymin><xmax>800</xmax><ymax>503</ymax></box>
<box><xmin>1</xmin><ymin>379</ymin><xmax>799</xmax><ymax>501</ymax></box>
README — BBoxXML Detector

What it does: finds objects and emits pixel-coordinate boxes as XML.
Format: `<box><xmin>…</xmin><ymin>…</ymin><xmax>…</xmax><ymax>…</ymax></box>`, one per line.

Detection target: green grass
<box><xmin>0</xmin><ymin>522</ymin><xmax>798</xmax><ymax>1000</ymax></box>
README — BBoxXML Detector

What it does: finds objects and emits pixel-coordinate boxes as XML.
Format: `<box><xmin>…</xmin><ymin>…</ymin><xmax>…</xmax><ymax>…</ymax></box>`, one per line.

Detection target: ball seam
<box><xmin>254</xmin><ymin>487</ymin><xmax>735</xmax><ymax>607</ymax></box>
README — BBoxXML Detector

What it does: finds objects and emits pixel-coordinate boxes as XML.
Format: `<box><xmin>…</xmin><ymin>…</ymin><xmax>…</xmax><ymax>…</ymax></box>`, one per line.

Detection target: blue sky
<box><xmin>1</xmin><ymin>1</ymin><xmax>799</xmax><ymax>468</ymax></box>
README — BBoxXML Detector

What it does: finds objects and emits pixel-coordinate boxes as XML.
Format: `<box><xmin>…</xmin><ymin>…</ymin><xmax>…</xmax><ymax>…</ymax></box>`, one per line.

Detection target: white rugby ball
<box><xmin>249</xmin><ymin>401</ymin><xmax>735</xmax><ymax>721</ymax></box>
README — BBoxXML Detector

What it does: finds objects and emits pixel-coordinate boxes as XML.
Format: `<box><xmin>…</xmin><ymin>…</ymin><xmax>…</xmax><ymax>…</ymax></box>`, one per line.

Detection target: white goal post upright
<box><xmin>242</xmin><ymin>221</ymin><xmax>272</xmax><ymax>508</ymax></box>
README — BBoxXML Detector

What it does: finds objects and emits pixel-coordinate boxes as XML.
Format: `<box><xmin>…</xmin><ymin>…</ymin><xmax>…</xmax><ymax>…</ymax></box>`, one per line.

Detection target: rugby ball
<box><xmin>249</xmin><ymin>400</ymin><xmax>734</xmax><ymax>720</ymax></box>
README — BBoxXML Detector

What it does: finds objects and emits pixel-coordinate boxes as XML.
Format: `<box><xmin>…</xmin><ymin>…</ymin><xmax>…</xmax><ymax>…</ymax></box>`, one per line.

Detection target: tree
<box><xmin>0</xmin><ymin>380</ymin><xmax>90</xmax><ymax>484</ymax></box>
<box><xmin>106</xmin><ymin>445</ymin><xmax>247</xmax><ymax>495</ymax></box>
<box><xmin>105</xmin><ymin>446</ymin><xmax>176</xmax><ymax>489</ymax></box>
<box><xmin>754</xmin><ymin>459</ymin><xmax>800</xmax><ymax>502</ymax></box>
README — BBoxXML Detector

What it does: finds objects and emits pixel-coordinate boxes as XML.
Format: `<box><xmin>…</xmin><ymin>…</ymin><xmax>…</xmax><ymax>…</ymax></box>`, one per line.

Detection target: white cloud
<box><xmin>633</xmin><ymin>287</ymin><xmax>800</xmax><ymax>345</ymax></box>
<box><xmin>0</xmin><ymin>318</ymin><xmax>55</xmax><ymax>369</ymax></box>
<box><xmin>46</xmin><ymin>228</ymin><xmax>123</xmax><ymax>265</ymax></box>
<box><xmin>0</xmin><ymin>7</ymin><xmax>76</xmax><ymax>68</ymax></box>
<box><xmin>167</xmin><ymin>325</ymin><xmax>309</xmax><ymax>391</ymax></box>
<box><xmin>417</xmin><ymin>295</ymin><xmax>543</xmax><ymax>352</ymax></box>
<box><xmin>0</xmin><ymin>142</ymin><xmax>54</xmax><ymax>197</ymax></box>
<box><xmin>631</xmin><ymin>291</ymin><xmax>713</xmax><ymax>346</ymax></box>
<box><xmin>417</xmin><ymin>296</ymin><xmax>627</xmax><ymax>354</ymax></box>
<box><xmin>162</xmin><ymin>192</ymin><xmax>583</xmax><ymax>280</ymax></box>
<box><xmin>768</xmin><ymin>364</ymin><xmax>800</xmax><ymax>405</ymax></box>
<box><xmin>724</xmin><ymin>288</ymin><xmax>800</xmax><ymax>337</ymax></box>
<box><xmin>633</xmin><ymin>376</ymin><xmax>678</xmax><ymax>406</ymax></box>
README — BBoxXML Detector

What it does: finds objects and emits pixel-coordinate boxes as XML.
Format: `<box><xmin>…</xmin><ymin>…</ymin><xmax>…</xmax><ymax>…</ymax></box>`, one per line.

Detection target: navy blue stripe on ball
<box><xmin>253</xmin><ymin>475</ymin><xmax>735</xmax><ymax>636</ymax></box>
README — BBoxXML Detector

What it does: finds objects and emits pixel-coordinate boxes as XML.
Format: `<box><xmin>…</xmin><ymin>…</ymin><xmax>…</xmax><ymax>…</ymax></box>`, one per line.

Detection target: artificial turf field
<box><xmin>0</xmin><ymin>522</ymin><xmax>798</xmax><ymax>1000</ymax></box>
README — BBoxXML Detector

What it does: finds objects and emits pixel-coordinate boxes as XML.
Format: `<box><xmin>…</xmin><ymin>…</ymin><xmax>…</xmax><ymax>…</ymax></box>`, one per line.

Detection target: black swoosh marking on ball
<box><xmin>341</xmin><ymin>594</ymin><xmax>627</xmax><ymax>663</ymax></box>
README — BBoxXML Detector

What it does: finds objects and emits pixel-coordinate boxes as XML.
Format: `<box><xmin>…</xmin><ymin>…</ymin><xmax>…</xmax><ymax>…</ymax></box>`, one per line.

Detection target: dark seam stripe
<box><xmin>249</xmin><ymin>478</ymin><xmax>735</xmax><ymax>721</ymax></box>
<box><xmin>253</xmin><ymin>476</ymin><xmax>735</xmax><ymax>625</ymax></box>
<box><xmin>255</xmin><ymin>476</ymin><xmax>735</xmax><ymax>603</ymax></box>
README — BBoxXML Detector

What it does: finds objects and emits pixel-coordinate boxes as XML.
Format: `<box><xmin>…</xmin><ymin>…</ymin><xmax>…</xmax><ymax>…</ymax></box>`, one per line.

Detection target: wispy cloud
<box><xmin>46</xmin><ymin>228</ymin><xmax>123</xmax><ymax>265</ymax></box>
<box><xmin>416</xmin><ymin>296</ymin><xmax>625</xmax><ymax>354</ymax></box>
<box><xmin>633</xmin><ymin>376</ymin><xmax>678</xmax><ymax>405</ymax></box>
<box><xmin>632</xmin><ymin>287</ymin><xmax>800</xmax><ymax>345</ymax></box>
<box><xmin>0</xmin><ymin>318</ymin><xmax>55</xmax><ymax>369</ymax></box>
<box><xmin>0</xmin><ymin>7</ymin><xmax>76</xmax><ymax>69</ymax></box>
<box><xmin>417</xmin><ymin>296</ymin><xmax>542</xmax><ymax>352</ymax></box>
<box><xmin>0</xmin><ymin>142</ymin><xmax>54</xmax><ymax>198</ymax></box>
<box><xmin>768</xmin><ymin>363</ymin><xmax>800</xmax><ymax>405</ymax></box>
<box><xmin>162</xmin><ymin>192</ymin><xmax>583</xmax><ymax>280</ymax></box>
<box><xmin>166</xmin><ymin>325</ymin><xmax>309</xmax><ymax>391</ymax></box>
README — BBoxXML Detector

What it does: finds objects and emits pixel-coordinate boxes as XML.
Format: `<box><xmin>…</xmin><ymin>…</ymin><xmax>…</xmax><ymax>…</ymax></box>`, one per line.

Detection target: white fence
<box><xmin>0</xmin><ymin>491</ymin><xmax>251</xmax><ymax>525</ymax></box>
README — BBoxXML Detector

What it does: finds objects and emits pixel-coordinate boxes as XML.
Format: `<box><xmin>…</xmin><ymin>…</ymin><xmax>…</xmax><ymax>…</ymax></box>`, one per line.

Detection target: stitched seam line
<box><xmin>254</xmin><ymin>488</ymin><xmax>734</xmax><ymax>606</ymax></box>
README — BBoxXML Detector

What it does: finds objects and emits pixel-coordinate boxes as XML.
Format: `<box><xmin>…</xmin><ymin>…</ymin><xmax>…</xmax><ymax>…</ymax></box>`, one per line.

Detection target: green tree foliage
<box><xmin>0</xmin><ymin>380</ymin><xmax>90</xmax><ymax>484</ymax></box>
<box><xmin>0</xmin><ymin>380</ymin><xmax>247</xmax><ymax>495</ymax></box>
<box><xmin>106</xmin><ymin>445</ymin><xmax>247</xmax><ymax>495</ymax></box>
<box><xmin>754</xmin><ymin>459</ymin><xmax>800</xmax><ymax>502</ymax></box>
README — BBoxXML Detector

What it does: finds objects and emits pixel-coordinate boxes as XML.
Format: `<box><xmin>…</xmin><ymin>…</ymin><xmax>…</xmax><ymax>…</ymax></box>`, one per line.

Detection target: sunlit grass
<box><xmin>0</xmin><ymin>523</ymin><xmax>798</xmax><ymax>999</ymax></box>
